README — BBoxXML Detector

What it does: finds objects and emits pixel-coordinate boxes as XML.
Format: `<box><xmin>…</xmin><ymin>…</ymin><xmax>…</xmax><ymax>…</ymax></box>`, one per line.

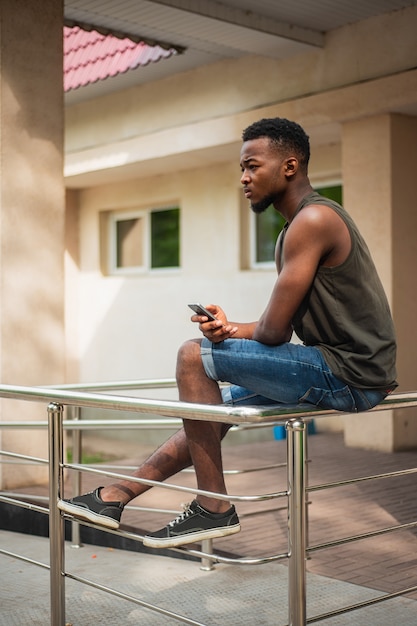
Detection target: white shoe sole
<box><xmin>57</xmin><ymin>500</ymin><xmax>120</xmax><ymax>530</ymax></box>
<box><xmin>143</xmin><ymin>523</ymin><xmax>241</xmax><ymax>548</ymax></box>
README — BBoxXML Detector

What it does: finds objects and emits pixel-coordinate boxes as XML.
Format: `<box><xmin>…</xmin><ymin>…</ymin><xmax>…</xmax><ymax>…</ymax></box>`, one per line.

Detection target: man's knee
<box><xmin>176</xmin><ymin>338</ymin><xmax>202</xmax><ymax>372</ymax></box>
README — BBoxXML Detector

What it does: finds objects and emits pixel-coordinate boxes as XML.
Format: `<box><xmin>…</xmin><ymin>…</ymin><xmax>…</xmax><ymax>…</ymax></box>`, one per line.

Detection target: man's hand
<box><xmin>190</xmin><ymin>304</ymin><xmax>238</xmax><ymax>343</ymax></box>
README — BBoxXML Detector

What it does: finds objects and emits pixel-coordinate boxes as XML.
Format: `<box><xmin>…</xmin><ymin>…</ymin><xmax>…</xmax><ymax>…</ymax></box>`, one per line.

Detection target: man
<box><xmin>59</xmin><ymin>118</ymin><xmax>397</xmax><ymax>548</ymax></box>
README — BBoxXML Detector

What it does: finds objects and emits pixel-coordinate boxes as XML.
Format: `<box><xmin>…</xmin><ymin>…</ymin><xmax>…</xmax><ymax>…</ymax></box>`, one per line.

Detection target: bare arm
<box><xmin>192</xmin><ymin>205</ymin><xmax>351</xmax><ymax>346</ymax></box>
<box><xmin>253</xmin><ymin>204</ymin><xmax>351</xmax><ymax>345</ymax></box>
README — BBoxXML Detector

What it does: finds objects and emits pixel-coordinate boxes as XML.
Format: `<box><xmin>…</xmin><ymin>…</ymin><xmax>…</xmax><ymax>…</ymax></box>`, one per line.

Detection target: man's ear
<box><xmin>285</xmin><ymin>157</ymin><xmax>298</xmax><ymax>178</ymax></box>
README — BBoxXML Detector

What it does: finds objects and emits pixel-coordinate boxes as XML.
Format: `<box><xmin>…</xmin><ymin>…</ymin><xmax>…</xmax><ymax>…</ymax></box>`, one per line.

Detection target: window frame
<box><xmin>108</xmin><ymin>209</ymin><xmax>148</xmax><ymax>275</ymax></box>
<box><xmin>106</xmin><ymin>205</ymin><xmax>180</xmax><ymax>276</ymax></box>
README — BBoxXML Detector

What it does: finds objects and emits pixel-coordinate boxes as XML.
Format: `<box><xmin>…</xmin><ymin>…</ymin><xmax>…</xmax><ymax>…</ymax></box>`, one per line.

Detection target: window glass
<box><xmin>315</xmin><ymin>184</ymin><xmax>343</xmax><ymax>205</ymax></box>
<box><xmin>151</xmin><ymin>208</ymin><xmax>180</xmax><ymax>269</ymax></box>
<box><xmin>255</xmin><ymin>207</ymin><xmax>285</xmax><ymax>263</ymax></box>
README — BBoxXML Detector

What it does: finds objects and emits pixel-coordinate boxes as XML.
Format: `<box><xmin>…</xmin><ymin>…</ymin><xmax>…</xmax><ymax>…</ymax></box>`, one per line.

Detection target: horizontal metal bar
<box><xmin>309</xmin><ymin>466</ymin><xmax>417</xmax><ymax>492</ymax></box>
<box><xmin>308</xmin><ymin>519</ymin><xmax>417</xmax><ymax>552</ymax></box>
<box><xmin>45</xmin><ymin>378</ymin><xmax>177</xmax><ymax>391</ymax></box>
<box><xmin>183</xmin><ymin>547</ymin><xmax>289</xmax><ymax>566</ymax></box>
<box><xmin>123</xmin><ymin>502</ymin><xmax>288</xmax><ymax>522</ymax></box>
<box><xmin>307</xmin><ymin>583</ymin><xmax>417</xmax><ymax>623</ymax></box>
<box><xmin>0</xmin><ymin>419</ymin><xmax>289</xmax><ymax>431</ymax></box>
<box><xmin>64</xmin><ymin>420</ymin><xmax>183</xmax><ymax>430</ymax></box>
<box><xmin>0</xmin><ymin>494</ymin><xmax>49</xmax><ymax>516</ymax></box>
<box><xmin>0</xmin><ymin>460</ymin><xmax>44</xmax><ymax>466</ymax></box>
<box><xmin>88</xmin><ymin>462</ymin><xmax>286</xmax><ymax>475</ymax></box>
<box><xmin>0</xmin><ymin>419</ymin><xmax>183</xmax><ymax>429</ymax></box>
<box><xmin>64</xmin><ymin>462</ymin><xmax>288</xmax><ymax>502</ymax></box>
<box><xmin>0</xmin><ymin>449</ymin><xmax>48</xmax><ymax>464</ymax></box>
<box><xmin>0</xmin><ymin>383</ymin><xmax>278</xmax><ymax>424</ymax></box>
<box><xmin>0</xmin><ymin>384</ymin><xmax>416</xmax><ymax>425</ymax></box>
<box><xmin>0</xmin><ymin>419</ymin><xmax>292</xmax><ymax>433</ymax></box>
<box><xmin>1</xmin><ymin>492</ymin><xmax>48</xmax><ymax>503</ymax></box>
<box><xmin>0</xmin><ymin>547</ymin><xmax>50</xmax><ymax>571</ymax></box>
<box><xmin>64</xmin><ymin>571</ymin><xmax>207</xmax><ymax>626</ymax></box>
<box><xmin>1</xmin><ymin>490</ymin><xmax>286</xmax><ymax>526</ymax></box>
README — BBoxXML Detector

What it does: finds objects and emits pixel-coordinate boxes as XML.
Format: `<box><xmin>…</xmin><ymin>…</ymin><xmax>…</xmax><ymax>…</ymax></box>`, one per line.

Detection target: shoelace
<box><xmin>168</xmin><ymin>502</ymin><xmax>192</xmax><ymax>527</ymax></box>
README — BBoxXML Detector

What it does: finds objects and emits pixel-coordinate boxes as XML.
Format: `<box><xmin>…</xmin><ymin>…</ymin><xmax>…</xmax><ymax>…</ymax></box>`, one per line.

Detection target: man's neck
<box><xmin>274</xmin><ymin>182</ymin><xmax>314</xmax><ymax>222</ymax></box>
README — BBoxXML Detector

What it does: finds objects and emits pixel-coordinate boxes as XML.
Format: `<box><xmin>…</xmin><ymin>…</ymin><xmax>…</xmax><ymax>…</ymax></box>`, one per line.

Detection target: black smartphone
<box><xmin>188</xmin><ymin>303</ymin><xmax>217</xmax><ymax>321</ymax></box>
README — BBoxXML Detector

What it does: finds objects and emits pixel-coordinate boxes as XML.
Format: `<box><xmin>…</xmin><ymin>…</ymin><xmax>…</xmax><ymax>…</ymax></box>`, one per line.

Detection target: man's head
<box><xmin>242</xmin><ymin>118</ymin><xmax>310</xmax><ymax>172</ymax></box>
<box><xmin>240</xmin><ymin>118</ymin><xmax>311</xmax><ymax>214</ymax></box>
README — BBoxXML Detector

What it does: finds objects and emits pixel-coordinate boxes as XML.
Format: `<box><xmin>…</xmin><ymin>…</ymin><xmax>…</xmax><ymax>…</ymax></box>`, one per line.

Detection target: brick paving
<box><xmin>7</xmin><ymin>430</ymin><xmax>417</xmax><ymax>603</ymax></box>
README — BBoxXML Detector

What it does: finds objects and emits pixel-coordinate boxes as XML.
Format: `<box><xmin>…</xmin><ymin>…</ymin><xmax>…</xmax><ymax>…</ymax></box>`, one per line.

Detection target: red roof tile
<box><xmin>64</xmin><ymin>26</ymin><xmax>176</xmax><ymax>92</ymax></box>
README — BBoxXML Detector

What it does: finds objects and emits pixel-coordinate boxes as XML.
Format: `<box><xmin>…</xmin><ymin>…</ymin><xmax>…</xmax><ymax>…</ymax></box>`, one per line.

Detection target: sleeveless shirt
<box><xmin>278</xmin><ymin>192</ymin><xmax>397</xmax><ymax>390</ymax></box>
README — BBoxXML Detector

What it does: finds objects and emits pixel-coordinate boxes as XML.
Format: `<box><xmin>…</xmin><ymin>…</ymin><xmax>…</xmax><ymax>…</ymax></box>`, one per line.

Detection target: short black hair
<box><xmin>242</xmin><ymin>118</ymin><xmax>310</xmax><ymax>170</ymax></box>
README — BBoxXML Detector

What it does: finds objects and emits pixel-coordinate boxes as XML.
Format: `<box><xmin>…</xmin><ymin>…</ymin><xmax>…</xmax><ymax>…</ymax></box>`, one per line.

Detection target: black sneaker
<box><xmin>143</xmin><ymin>500</ymin><xmax>240</xmax><ymax>548</ymax></box>
<box><xmin>58</xmin><ymin>487</ymin><xmax>124</xmax><ymax>529</ymax></box>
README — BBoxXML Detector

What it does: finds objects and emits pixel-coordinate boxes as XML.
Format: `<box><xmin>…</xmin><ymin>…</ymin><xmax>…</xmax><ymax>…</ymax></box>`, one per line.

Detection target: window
<box><xmin>254</xmin><ymin>206</ymin><xmax>286</xmax><ymax>265</ymax></box>
<box><xmin>246</xmin><ymin>184</ymin><xmax>342</xmax><ymax>268</ymax></box>
<box><xmin>314</xmin><ymin>184</ymin><xmax>342</xmax><ymax>206</ymax></box>
<box><xmin>106</xmin><ymin>206</ymin><xmax>180</xmax><ymax>274</ymax></box>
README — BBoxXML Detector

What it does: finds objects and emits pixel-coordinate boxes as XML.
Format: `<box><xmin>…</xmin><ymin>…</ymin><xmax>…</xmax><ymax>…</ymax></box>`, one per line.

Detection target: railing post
<box><xmin>69</xmin><ymin>405</ymin><xmax>83</xmax><ymax>548</ymax></box>
<box><xmin>48</xmin><ymin>402</ymin><xmax>65</xmax><ymax>626</ymax></box>
<box><xmin>287</xmin><ymin>418</ymin><xmax>307</xmax><ymax>626</ymax></box>
<box><xmin>200</xmin><ymin>538</ymin><xmax>215</xmax><ymax>571</ymax></box>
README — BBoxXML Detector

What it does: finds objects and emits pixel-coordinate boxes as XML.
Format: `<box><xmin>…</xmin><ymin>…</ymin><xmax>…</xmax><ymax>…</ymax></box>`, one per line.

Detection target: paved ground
<box><xmin>1</xmin><ymin>430</ymin><xmax>417</xmax><ymax>624</ymax></box>
<box><xmin>1</xmin><ymin>529</ymin><xmax>417</xmax><ymax>625</ymax></box>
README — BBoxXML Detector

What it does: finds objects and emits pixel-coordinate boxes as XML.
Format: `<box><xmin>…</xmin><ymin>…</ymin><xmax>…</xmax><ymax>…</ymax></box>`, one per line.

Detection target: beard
<box><xmin>250</xmin><ymin>194</ymin><xmax>275</xmax><ymax>214</ymax></box>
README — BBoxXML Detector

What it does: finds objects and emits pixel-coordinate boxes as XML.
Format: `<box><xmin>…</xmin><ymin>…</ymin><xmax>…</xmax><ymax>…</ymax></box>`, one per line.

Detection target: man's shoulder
<box><xmin>293</xmin><ymin>201</ymin><xmax>342</xmax><ymax>228</ymax></box>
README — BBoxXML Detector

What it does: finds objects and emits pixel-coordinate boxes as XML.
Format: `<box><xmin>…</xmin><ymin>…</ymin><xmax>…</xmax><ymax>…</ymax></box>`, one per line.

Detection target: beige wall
<box><xmin>73</xmin><ymin>165</ymin><xmax>276</xmax><ymax>383</ymax></box>
<box><xmin>0</xmin><ymin>0</ymin><xmax>65</xmax><ymax>487</ymax></box>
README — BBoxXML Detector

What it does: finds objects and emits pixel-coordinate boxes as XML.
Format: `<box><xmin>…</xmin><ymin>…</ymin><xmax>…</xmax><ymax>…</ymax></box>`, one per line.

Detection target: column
<box><xmin>341</xmin><ymin>114</ymin><xmax>417</xmax><ymax>451</ymax></box>
<box><xmin>0</xmin><ymin>0</ymin><xmax>65</xmax><ymax>487</ymax></box>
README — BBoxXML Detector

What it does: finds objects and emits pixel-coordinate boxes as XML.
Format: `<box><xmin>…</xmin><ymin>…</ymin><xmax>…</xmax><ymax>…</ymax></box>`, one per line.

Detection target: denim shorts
<box><xmin>200</xmin><ymin>338</ymin><xmax>388</xmax><ymax>413</ymax></box>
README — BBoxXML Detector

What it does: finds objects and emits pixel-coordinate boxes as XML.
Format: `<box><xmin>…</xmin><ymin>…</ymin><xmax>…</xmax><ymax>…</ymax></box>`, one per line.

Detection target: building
<box><xmin>1</xmin><ymin>1</ymin><xmax>417</xmax><ymax>488</ymax></box>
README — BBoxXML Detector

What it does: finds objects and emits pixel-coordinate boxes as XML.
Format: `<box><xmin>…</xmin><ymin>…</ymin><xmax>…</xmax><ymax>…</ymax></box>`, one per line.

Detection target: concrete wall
<box><xmin>72</xmin><ymin>164</ymin><xmax>276</xmax><ymax>382</ymax></box>
<box><xmin>0</xmin><ymin>0</ymin><xmax>65</xmax><ymax>487</ymax></box>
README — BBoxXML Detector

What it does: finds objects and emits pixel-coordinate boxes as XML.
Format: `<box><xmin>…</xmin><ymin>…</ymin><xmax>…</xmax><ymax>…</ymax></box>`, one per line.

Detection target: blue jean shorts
<box><xmin>200</xmin><ymin>338</ymin><xmax>388</xmax><ymax>413</ymax></box>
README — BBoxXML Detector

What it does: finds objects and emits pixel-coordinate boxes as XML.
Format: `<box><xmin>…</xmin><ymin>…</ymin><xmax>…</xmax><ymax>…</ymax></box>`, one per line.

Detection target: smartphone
<box><xmin>188</xmin><ymin>303</ymin><xmax>217</xmax><ymax>321</ymax></box>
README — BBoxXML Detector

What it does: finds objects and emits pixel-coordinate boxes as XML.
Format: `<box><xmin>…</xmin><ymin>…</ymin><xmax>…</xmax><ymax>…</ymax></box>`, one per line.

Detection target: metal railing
<box><xmin>0</xmin><ymin>382</ymin><xmax>416</xmax><ymax>625</ymax></box>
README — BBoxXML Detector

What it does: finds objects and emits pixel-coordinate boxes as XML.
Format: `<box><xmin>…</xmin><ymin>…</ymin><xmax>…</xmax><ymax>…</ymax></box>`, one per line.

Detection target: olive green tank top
<box><xmin>280</xmin><ymin>192</ymin><xmax>397</xmax><ymax>390</ymax></box>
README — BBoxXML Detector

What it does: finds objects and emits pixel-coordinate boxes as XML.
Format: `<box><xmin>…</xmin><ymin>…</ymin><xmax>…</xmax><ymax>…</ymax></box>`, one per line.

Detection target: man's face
<box><xmin>240</xmin><ymin>137</ymin><xmax>286</xmax><ymax>214</ymax></box>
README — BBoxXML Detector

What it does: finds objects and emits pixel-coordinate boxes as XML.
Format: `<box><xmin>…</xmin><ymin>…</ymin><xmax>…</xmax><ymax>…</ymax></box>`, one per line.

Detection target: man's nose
<box><xmin>240</xmin><ymin>170</ymin><xmax>249</xmax><ymax>184</ymax></box>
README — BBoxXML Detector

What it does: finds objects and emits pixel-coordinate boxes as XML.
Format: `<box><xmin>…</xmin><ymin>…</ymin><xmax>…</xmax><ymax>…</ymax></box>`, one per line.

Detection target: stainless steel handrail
<box><xmin>0</xmin><ymin>383</ymin><xmax>416</xmax><ymax>421</ymax></box>
<box><xmin>0</xmin><ymin>382</ymin><xmax>416</xmax><ymax>626</ymax></box>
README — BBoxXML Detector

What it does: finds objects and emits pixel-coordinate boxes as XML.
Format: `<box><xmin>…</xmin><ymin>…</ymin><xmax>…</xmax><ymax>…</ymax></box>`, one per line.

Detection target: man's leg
<box><xmin>142</xmin><ymin>339</ymin><xmax>240</xmax><ymax>547</ymax></box>
<box><xmin>99</xmin><ymin>428</ymin><xmax>193</xmax><ymax>504</ymax></box>
<box><xmin>59</xmin><ymin>338</ymin><xmax>233</xmax><ymax>533</ymax></box>
<box><xmin>176</xmin><ymin>338</ymin><xmax>232</xmax><ymax>513</ymax></box>
<box><xmin>96</xmin><ymin>339</ymin><xmax>230</xmax><ymax>508</ymax></box>
<box><xmin>57</xmin><ymin>421</ymin><xmax>197</xmax><ymax>527</ymax></box>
